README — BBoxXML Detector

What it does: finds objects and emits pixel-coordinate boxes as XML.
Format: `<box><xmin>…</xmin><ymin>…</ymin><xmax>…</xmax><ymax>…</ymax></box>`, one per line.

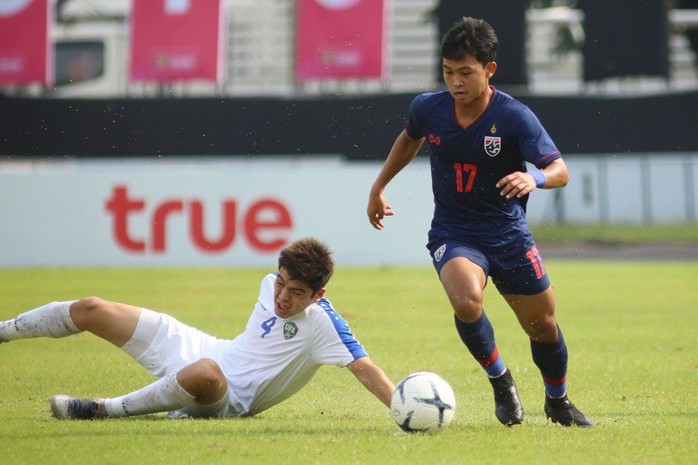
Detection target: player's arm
<box><xmin>367</xmin><ymin>129</ymin><xmax>425</xmax><ymax>230</ymax></box>
<box><xmin>496</xmin><ymin>158</ymin><xmax>569</xmax><ymax>199</ymax></box>
<box><xmin>346</xmin><ymin>356</ymin><xmax>395</xmax><ymax>408</ymax></box>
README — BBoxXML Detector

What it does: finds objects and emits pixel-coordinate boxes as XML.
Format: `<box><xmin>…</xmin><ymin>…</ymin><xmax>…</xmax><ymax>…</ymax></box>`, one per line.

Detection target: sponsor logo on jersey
<box><xmin>484</xmin><ymin>136</ymin><xmax>501</xmax><ymax>157</ymax></box>
<box><xmin>428</xmin><ymin>134</ymin><xmax>441</xmax><ymax>146</ymax></box>
<box><xmin>434</xmin><ymin>244</ymin><xmax>447</xmax><ymax>262</ymax></box>
<box><xmin>283</xmin><ymin>322</ymin><xmax>299</xmax><ymax>340</ymax></box>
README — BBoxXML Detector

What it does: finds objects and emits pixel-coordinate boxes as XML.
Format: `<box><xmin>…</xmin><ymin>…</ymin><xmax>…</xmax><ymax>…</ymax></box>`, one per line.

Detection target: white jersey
<box><xmin>128</xmin><ymin>273</ymin><xmax>367</xmax><ymax>417</ymax></box>
<box><xmin>214</xmin><ymin>273</ymin><xmax>367</xmax><ymax>415</ymax></box>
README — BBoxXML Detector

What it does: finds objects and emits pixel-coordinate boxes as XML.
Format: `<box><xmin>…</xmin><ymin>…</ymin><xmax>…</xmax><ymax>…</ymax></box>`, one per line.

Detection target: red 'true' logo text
<box><xmin>104</xmin><ymin>185</ymin><xmax>293</xmax><ymax>254</ymax></box>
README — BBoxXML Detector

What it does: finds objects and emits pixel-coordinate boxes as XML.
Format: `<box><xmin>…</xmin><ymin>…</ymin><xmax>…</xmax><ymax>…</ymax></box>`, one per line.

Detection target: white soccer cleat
<box><xmin>50</xmin><ymin>395</ymin><xmax>106</xmax><ymax>420</ymax></box>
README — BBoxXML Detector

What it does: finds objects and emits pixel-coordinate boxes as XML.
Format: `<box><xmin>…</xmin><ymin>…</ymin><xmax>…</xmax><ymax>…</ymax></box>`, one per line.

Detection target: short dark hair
<box><xmin>278</xmin><ymin>237</ymin><xmax>334</xmax><ymax>293</ymax></box>
<box><xmin>440</xmin><ymin>17</ymin><xmax>498</xmax><ymax>66</ymax></box>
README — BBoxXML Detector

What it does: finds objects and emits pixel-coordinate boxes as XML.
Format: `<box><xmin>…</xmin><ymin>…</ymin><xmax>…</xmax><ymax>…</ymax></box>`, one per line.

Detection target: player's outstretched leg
<box><xmin>48</xmin><ymin>362</ymin><xmax>228</xmax><ymax>420</ymax></box>
<box><xmin>51</xmin><ymin>372</ymin><xmax>196</xmax><ymax>420</ymax></box>
<box><xmin>544</xmin><ymin>395</ymin><xmax>594</xmax><ymax>427</ymax></box>
<box><xmin>488</xmin><ymin>368</ymin><xmax>524</xmax><ymax>426</ymax></box>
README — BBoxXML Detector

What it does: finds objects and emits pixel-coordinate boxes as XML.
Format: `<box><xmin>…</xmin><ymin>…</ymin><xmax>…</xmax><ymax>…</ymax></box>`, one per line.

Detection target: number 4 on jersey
<box><xmin>260</xmin><ymin>316</ymin><xmax>277</xmax><ymax>338</ymax></box>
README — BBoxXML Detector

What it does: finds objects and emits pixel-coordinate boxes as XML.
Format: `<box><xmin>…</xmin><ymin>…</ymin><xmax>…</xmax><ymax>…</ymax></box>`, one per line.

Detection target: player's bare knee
<box><xmin>70</xmin><ymin>296</ymin><xmax>109</xmax><ymax>328</ymax></box>
<box><xmin>191</xmin><ymin>358</ymin><xmax>225</xmax><ymax>385</ymax></box>
<box><xmin>178</xmin><ymin>358</ymin><xmax>226</xmax><ymax>400</ymax></box>
<box><xmin>524</xmin><ymin>318</ymin><xmax>558</xmax><ymax>343</ymax></box>
<box><xmin>452</xmin><ymin>297</ymin><xmax>483</xmax><ymax>323</ymax></box>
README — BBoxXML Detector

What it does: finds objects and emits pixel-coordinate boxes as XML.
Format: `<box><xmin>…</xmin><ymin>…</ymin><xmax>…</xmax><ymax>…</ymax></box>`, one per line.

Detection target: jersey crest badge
<box><xmin>484</xmin><ymin>136</ymin><xmax>501</xmax><ymax>157</ymax></box>
<box><xmin>283</xmin><ymin>322</ymin><xmax>299</xmax><ymax>340</ymax></box>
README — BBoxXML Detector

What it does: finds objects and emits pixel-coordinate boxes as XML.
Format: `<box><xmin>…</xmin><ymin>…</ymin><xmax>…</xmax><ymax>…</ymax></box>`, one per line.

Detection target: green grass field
<box><xmin>531</xmin><ymin>223</ymin><xmax>698</xmax><ymax>244</ymax></box>
<box><xmin>1</xmin><ymin>261</ymin><xmax>697</xmax><ymax>465</ymax></box>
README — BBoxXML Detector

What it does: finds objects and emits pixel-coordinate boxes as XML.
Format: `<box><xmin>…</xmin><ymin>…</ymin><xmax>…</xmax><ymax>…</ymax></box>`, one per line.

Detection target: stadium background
<box><xmin>1</xmin><ymin>0</ymin><xmax>697</xmax><ymax>267</ymax></box>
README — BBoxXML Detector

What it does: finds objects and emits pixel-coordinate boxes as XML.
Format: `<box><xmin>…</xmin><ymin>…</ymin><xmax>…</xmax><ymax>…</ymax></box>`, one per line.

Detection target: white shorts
<box><xmin>120</xmin><ymin>308</ymin><xmax>244</xmax><ymax>417</ymax></box>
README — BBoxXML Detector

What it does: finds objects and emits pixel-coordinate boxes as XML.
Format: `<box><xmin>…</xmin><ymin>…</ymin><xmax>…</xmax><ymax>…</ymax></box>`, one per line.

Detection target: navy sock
<box><xmin>530</xmin><ymin>326</ymin><xmax>568</xmax><ymax>398</ymax></box>
<box><xmin>454</xmin><ymin>312</ymin><xmax>506</xmax><ymax>378</ymax></box>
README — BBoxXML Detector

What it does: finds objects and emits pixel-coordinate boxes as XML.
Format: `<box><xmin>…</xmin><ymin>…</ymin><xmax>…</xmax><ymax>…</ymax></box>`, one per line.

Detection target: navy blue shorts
<box><xmin>427</xmin><ymin>234</ymin><xmax>551</xmax><ymax>295</ymax></box>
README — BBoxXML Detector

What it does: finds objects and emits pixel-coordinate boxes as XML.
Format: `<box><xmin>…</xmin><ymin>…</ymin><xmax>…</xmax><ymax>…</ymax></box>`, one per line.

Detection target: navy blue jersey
<box><xmin>406</xmin><ymin>88</ymin><xmax>560</xmax><ymax>241</ymax></box>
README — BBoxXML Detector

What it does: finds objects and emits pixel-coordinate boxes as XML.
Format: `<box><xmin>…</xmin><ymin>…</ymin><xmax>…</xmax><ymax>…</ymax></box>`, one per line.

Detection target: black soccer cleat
<box><xmin>488</xmin><ymin>369</ymin><xmax>524</xmax><ymax>426</ymax></box>
<box><xmin>544</xmin><ymin>395</ymin><xmax>594</xmax><ymax>427</ymax></box>
<box><xmin>50</xmin><ymin>395</ymin><xmax>106</xmax><ymax>420</ymax></box>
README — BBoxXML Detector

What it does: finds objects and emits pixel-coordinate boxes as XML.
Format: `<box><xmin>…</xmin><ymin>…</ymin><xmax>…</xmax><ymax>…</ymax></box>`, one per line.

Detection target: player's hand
<box><xmin>367</xmin><ymin>192</ymin><xmax>394</xmax><ymax>230</ymax></box>
<box><xmin>496</xmin><ymin>171</ymin><xmax>537</xmax><ymax>199</ymax></box>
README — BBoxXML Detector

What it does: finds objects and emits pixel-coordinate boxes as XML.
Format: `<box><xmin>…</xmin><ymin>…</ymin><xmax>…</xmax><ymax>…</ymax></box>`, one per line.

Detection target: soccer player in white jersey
<box><xmin>0</xmin><ymin>237</ymin><xmax>395</xmax><ymax>420</ymax></box>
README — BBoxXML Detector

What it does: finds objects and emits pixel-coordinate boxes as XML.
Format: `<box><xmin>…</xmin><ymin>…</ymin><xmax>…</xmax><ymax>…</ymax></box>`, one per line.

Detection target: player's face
<box><xmin>442</xmin><ymin>55</ymin><xmax>496</xmax><ymax>106</ymax></box>
<box><xmin>273</xmin><ymin>267</ymin><xmax>324</xmax><ymax>319</ymax></box>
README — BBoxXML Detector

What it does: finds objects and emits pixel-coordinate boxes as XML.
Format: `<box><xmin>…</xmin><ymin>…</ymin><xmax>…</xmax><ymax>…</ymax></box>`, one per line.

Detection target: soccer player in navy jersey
<box><xmin>367</xmin><ymin>17</ymin><xmax>593</xmax><ymax>427</ymax></box>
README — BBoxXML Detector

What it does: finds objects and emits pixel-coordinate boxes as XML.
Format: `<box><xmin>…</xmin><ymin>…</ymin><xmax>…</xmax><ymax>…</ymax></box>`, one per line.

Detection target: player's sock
<box><xmin>454</xmin><ymin>312</ymin><xmax>506</xmax><ymax>378</ymax></box>
<box><xmin>0</xmin><ymin>301</ymin><xmax>80</xmax><ymax>342</ymax></box>
<box><xmin>104</xmin><ymin>373</ymin><xmax>195</xmax><ymax>417</ymax></box>
<box><xmin>530</xmin><ymin>325</ymin><xmax>568</xmax><ymax>398</ymax></box>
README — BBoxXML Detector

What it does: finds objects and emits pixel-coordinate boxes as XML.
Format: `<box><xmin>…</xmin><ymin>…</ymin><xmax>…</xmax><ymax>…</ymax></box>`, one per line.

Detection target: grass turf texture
<box><xmin>531</xmin><ymin>223</ymin><xmax>698</xmax><ymax>244</ymax></box>
<box><xmin>1</xmin><ymin>262</ymin><xmax>696</xmax><ymax>465</ymax></box>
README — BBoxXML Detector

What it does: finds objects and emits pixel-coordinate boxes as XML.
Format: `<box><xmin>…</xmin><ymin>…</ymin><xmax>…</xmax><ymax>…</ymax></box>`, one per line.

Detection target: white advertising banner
<box><xmin>3</xmin><ymin>155</ymin><xmax>690</xmax><ymax>267</ymax></box>
<box><xmin>0</xmin><ymin>156</ymin><xmax>434</xmax><ymax>267</ymax></box>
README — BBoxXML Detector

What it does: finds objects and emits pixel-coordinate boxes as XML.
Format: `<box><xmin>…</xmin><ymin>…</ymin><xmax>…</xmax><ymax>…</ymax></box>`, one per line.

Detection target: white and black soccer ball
<box><xmin>391</xmin><ymin>371</ymin><xmax>456</xmax><ymax>434</ymax></box>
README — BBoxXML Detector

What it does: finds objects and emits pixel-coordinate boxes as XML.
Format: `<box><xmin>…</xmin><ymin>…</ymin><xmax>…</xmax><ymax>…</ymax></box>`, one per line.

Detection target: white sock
<box><xmin>104</xmin><ymin>373</ymin><xmax>195</xmax><ymax>417</ymax></box>
<box><xmin>0</xmin><ymin>301</ymin><xmax>80</xmax><ymax>342</ymax></box>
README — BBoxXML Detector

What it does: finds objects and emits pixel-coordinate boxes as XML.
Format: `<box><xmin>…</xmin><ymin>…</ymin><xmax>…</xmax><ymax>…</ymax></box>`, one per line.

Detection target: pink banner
<box><xmin>295</xmin><ymin>0</ymin><xmax>387</xmax><ymax>81</ymax></box>
<box><xmin>129</xmin><ymin>0</ymin><xmax>225</xmax><ymax>82</ymax></box>
<box><xmin>0</xmin><ymin>0</ymin><xmax>52</xmax><ymax>85</ymax></box>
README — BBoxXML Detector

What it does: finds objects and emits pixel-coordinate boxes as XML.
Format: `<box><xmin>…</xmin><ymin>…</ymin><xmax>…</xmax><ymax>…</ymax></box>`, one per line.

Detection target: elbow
<box><xmin>550</xmin><ymin>159</ymin><xmax>569</xmax><ymax>188</ymax></box>
<box><xmin>560</xmin><ymin>172</ymin><xmax>570</xmax><ymax>188</ymax></box>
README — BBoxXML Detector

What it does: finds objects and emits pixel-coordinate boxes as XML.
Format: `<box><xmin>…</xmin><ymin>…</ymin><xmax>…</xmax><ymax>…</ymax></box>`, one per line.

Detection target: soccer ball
<box><xmin>391</xmin><ymin>371</ymin><xmax>456</xmax><ymax>433</ymax></box>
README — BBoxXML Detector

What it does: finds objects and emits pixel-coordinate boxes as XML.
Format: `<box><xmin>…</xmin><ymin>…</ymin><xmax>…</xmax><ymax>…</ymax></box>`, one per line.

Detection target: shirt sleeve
<box><xmin>405</xmin><ymin>94</ymin><xmax>426</xmax><ymax>140</ymax></box>
<box><xmin>310</xmin><ymin>298</ymin><xmax>368</xmax><ymax>367</ymax></box>
<box><xmin>257</xmin><ymin>273</ymin><xmax>278</xmax><ymax>312</ymax></box>
<box><xmin>516</xmin><ymin>105</ymin><xmax>561</xmax><ymax>168</ymax></box>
